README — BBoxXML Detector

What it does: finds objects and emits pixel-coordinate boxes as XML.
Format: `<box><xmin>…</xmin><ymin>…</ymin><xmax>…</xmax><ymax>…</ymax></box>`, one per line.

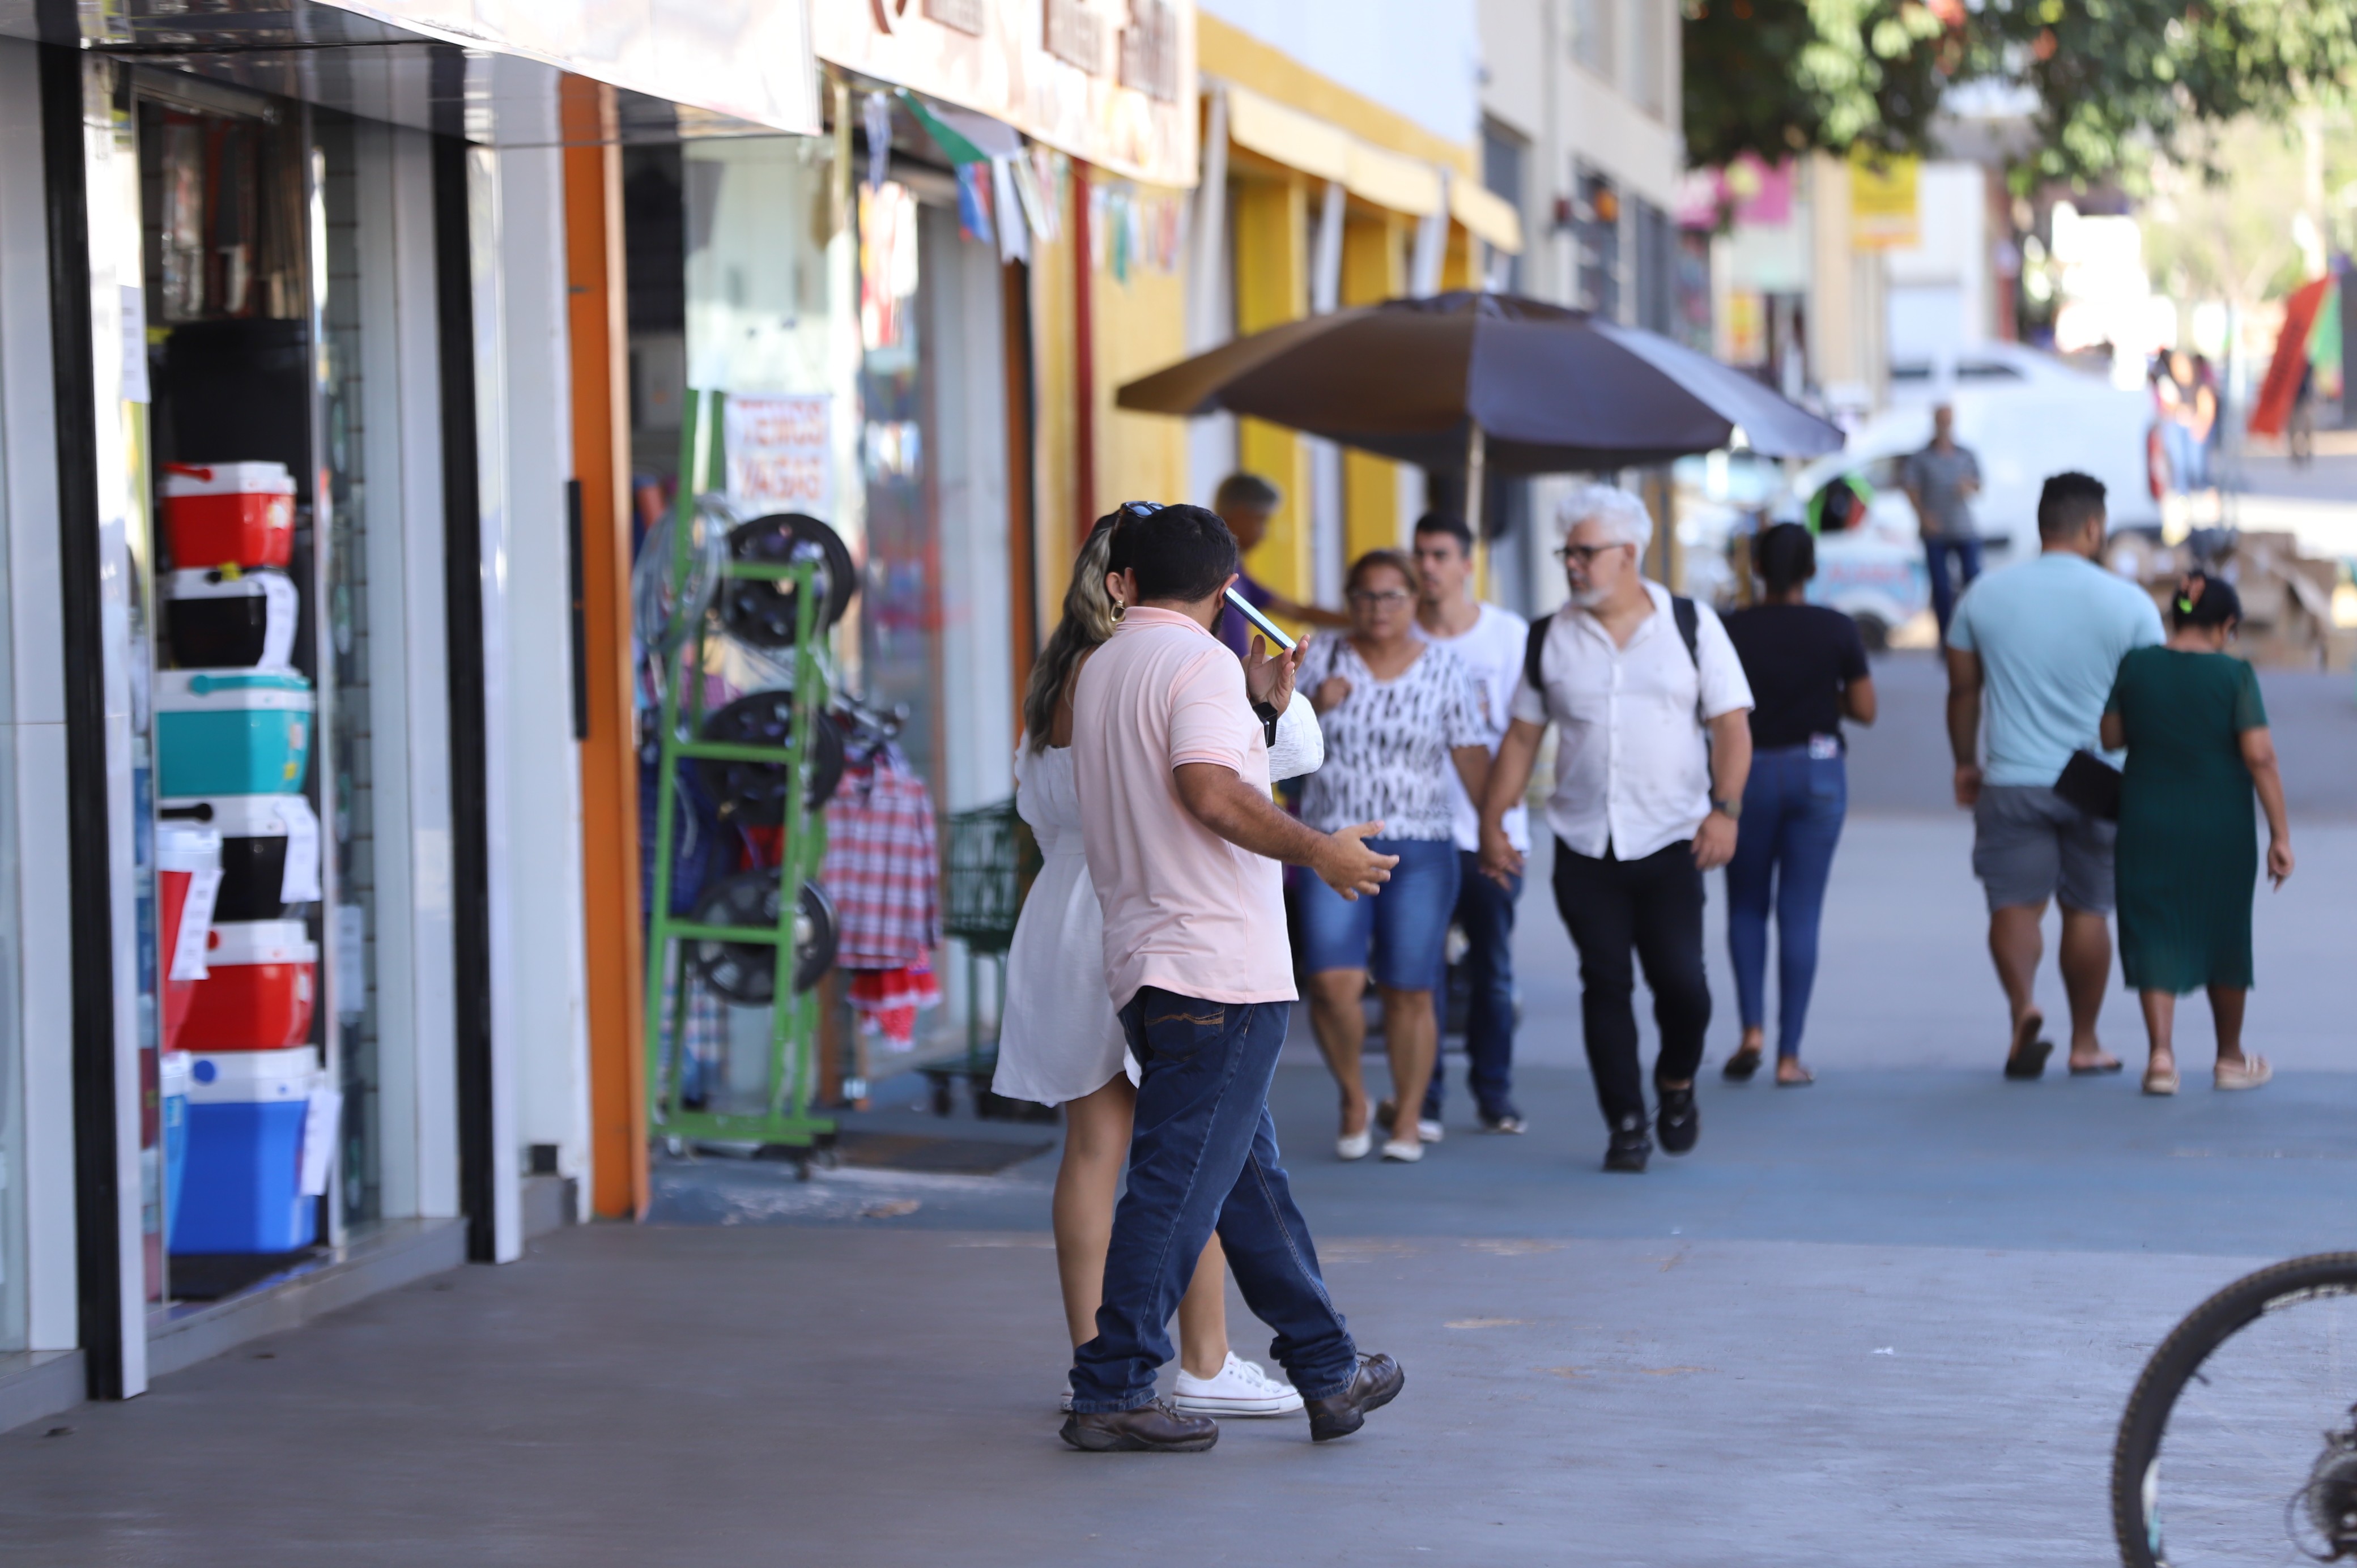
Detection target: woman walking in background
<box><xmin>2101</xmin><ymin>574</ymin><xmax>2293</xmax><ymax>1096</ymax></box>
<box><xmin>995</xmin><ymin>514</ymin><xmax>1301</xmax><ymax>1420</ymax></box>
<box><xmin>1300</xmin><ymin>549</ymin><xmax>1492</xmax><ymax>1162</ymax></box>
<box><xmin>1719</xmin><ymin>524</ymin><xmax>1876</xmax><ymax>1086</ymax></box>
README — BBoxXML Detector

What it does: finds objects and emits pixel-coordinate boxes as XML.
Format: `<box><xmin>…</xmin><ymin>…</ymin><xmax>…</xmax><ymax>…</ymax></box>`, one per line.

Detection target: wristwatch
<box><xmin>1710</xmin><ymin>797</ymin><xmax>1741</xmax><ymax>821</ymax></box>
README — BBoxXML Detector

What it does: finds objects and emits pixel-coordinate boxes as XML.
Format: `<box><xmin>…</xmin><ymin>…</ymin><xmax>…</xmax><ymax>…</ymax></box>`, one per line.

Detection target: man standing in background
<box><xmin>1410</xmin><ymin>513</ymin><xmax>1531</xmax><ymax>1136</ymax></box>
<box><xmin>1211</xmin><ymin>472</ymin><xmax>1350</xmax><ymax>658</ymax></box>
<box><xmin>1903</xmin><ymin>403</ymin><xmax>1984</xmax><ymax>642</ymax></box>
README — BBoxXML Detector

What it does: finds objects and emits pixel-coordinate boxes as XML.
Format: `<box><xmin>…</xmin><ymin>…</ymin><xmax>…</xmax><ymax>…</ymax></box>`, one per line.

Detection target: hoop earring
<box><xmin>1111</xmin><ymin>598</ymin><xmax>1126</xmax><ymax>622</ymax></box>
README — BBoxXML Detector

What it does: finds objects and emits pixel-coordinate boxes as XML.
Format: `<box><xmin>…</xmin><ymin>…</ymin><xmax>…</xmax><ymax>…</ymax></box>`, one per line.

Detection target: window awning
<box><xmin>310</xmin><ymin>0</ymin><xmax>821</xmax><ymax>135</ymax></box>
<box><xmin>1224</xmin><ymin>83</ymin><xmax>1519</xmax><ymax>255</ymax></box>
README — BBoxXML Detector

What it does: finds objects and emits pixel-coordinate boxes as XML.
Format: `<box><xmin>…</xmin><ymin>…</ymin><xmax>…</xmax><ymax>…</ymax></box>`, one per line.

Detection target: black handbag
<box><xmin>2054</xmin><ymin>749</ymin><xmax>2123</xmax><ymax>822</ymax></box>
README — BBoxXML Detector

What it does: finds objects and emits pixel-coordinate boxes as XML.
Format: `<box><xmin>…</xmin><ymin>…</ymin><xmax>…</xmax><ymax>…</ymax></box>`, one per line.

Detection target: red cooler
<box><xmin>155</xmin><ymin>823</ymin><xmax>222</xmax><ymax>1053</ymax></box>
<box><xmin>163</xmin><ymin>462</ymin><xmax>296</xmax><ymax>569</ymax></box>
<box><xmin>180</xmin><ymin>919</ymin><xmax>316</xmax><ymax>1051</ymax></box>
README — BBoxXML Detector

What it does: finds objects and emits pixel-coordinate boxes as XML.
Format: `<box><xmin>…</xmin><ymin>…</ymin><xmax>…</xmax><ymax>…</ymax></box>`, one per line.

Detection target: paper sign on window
<box><xmin>724</xmin><ymin>394</ymin><xmax>832</xmax><ymax>518</ymax></box>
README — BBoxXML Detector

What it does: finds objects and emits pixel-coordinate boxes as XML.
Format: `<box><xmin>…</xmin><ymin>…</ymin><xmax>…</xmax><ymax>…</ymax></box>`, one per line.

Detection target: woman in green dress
<box><xmin>2100</xmin><ymin>574</ymin><xmax>2294</xmax><ymax>1096</ymax></box>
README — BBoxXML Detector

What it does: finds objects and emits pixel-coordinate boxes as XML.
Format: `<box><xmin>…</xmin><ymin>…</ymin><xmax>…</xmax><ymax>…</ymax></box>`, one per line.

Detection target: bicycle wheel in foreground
<box><xmin>2115</xmin><ymin>1254</ymin><xmax>2357</xmax><ymax>1567</ymax></box>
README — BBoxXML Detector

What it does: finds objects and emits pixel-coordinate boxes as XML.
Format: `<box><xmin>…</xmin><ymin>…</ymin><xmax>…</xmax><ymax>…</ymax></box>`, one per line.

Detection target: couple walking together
<box><xmin>994</xmin><ymin>501</ymin><xmax>1402</xmax><ymax>1454</ymax></box>
<box><xmin>1945</xmin><ymin>471</ymin><xmax>2293</xmax><ymax>1093</ymax></box>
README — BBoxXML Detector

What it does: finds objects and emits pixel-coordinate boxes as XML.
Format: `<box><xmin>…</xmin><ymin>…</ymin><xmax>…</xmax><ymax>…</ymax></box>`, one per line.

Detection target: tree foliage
<box><xmin>1684</xmin><ymin>0</ymin><xmax>2357</xmax><ymax>182</ymax></box>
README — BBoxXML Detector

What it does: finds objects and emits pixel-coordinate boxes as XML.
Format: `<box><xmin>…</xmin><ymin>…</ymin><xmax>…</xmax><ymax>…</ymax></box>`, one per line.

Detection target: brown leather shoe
<box><xmin>1059</xmin><ymin>1396</ymin><xmax>1219</xmax><ymax>1453</ymax></box>
<box><xmin>1304</xmin><ymin>1352</ymin><xmax>1404</xmax><ymax>1442</ymax></box>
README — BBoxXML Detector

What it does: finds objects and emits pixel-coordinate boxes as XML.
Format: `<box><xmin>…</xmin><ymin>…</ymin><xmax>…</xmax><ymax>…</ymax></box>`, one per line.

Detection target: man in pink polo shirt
<box><xmin>1061</xmin><ymin>501</ymin><xmax>1405</xmax><ymax>1454</ymax></box>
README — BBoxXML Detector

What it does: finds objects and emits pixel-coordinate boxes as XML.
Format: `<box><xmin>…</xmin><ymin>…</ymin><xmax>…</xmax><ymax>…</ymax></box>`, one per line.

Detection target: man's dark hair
<box><xmin>1412</xmin><ymin>512</ymin><xmax>1473</xmax><ymax>552</ymax></box>
<box><xmin>1120</xmin><ymin>502</ymin><xmax>1238</xmax><ymax>603</ymax></box>
<box><xmin>2037</xmin><ymin>471</ymin><xmax>2108</xmax><ymax>542</ymax></box>
<box><xmin>1213</xmin><ymin>472</ymin><xmax>1280</xmax><ymax>512</ymax></box>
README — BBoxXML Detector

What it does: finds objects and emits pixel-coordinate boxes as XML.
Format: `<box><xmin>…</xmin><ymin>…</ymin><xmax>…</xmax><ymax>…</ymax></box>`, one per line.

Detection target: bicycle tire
<box><xmin>2113</xmin><ymin>1251</ymin><xmax>2357</xmax><ymax>1568</ymax></box>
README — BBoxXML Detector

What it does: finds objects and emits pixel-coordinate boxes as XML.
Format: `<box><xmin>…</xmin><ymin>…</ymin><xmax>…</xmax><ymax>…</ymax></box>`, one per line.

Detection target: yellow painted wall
<box><xmin>1341</xmin><ymin>212</ymin><xmax>1407</xmax><ymax>562</ymax></box>
<box><xmin>1231</xmin><ymin>173</ymin><xmax>1311</xmax><ymax>602</ymax></box>
<box><xmin>1094</xmin><ymin>250</ymin><xmax>1189</xmax><ymax>518</ymax></box>
<box><xmin>1029</xmin><ymin>173</ymin><xmax>1080</xmax><ymax>635</ymax></box>
<box><xmin>1197</xmin><ymin>14</ymin><xmax>1474</xmax><ymax>177</ymax></box>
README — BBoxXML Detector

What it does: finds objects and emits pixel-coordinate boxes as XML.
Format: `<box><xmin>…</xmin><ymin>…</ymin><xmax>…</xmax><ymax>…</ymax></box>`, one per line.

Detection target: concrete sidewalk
<box><xmin>0</xmin><ymin>1221</ymin><xmax>2270</xmax><ymax>1567</ymax></box>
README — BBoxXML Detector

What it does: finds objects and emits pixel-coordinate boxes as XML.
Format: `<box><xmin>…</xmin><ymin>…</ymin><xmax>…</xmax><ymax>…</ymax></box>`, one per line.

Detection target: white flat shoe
<box><xmin>1380</xmin><ymin>1137</ymin><xmax>1423</xmax><ymax>1163</ymax></box>
<box><xmin>1336</xmin><ymin>1129</ymin><xmax>1372</xmax><ymax>1160</ymax></box>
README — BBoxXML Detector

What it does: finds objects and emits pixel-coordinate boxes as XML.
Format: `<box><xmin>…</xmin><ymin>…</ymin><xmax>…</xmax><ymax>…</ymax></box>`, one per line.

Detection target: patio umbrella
<box><xmin>1117</xmin><ymin>291</ymin><xmax>1843</xmax><ymax>533</ymax></box>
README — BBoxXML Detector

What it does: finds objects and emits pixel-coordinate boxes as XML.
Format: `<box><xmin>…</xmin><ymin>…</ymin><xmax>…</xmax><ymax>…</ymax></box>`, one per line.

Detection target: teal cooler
<box><xmin>155</xmin><ymin>670</ymin><xmax>313</xmax><ymax>798</ymax></box>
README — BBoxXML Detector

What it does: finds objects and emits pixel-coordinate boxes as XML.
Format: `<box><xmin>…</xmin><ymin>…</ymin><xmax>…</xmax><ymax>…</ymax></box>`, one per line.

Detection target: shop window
<box><xmin>1572</xmin><ymin>0</ymin><xmax>1614</xmax><ymax>78</ymax></box>
<box><xmin>1573</xmin><ymin>165</ymin><xmax>1620</xmax><ymax>321</ymax></box>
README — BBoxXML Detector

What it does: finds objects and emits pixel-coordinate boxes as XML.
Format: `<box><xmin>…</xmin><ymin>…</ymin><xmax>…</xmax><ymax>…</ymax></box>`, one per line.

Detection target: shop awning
<box><xmin>308</xmin><ymin>0</ymin><xmax>821</xmax><ymax>135</ymax></box>
<box><xmin>1224</xmin><ymin>83</ymin><xmax>1518</xmax><ymax>255</ymax></box>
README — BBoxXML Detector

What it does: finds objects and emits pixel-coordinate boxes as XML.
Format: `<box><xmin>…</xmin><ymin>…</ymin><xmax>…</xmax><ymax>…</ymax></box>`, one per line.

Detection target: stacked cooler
<box><xmin>156</xmin><ymin>459</ymin><xmax>329</xmax><ymax>1256</ymax></box>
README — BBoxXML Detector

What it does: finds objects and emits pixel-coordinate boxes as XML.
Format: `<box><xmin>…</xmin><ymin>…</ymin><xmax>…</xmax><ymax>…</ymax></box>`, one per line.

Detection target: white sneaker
<box><xmin>1172</xmin><ymin>1353</ymin><xmax>1303</xmax><ymax>1417</ymax></box>
<box><xmin>1418</xmin><ymin>1117</ymin><xmax>1445</xmax><ymax>1144</ymax></box>
<box><xmin>1380</xmin><ymin>1137</ymin><xmax>1423</xmax><ymax>1162</ymax></box>
<box><xmin>1336</xmin><ymin>1128</ymin><xmax>1372</xmax><ymax>1160</ymax></box>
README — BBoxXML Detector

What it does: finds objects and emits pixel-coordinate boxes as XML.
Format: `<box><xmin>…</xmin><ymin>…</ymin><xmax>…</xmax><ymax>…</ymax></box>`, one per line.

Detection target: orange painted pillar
<box><xmin>560</xmin><ymin>76</ymin><xmax>649</xmax><ymax>1220</ymax></box>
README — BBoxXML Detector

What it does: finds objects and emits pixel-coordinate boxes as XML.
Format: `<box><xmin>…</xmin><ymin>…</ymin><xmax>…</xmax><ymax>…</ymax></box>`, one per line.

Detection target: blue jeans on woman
<box><xmin>1725</xmin><ymin>745</ymin><xmax>1848</xmax><ymax>1060</ymax></box>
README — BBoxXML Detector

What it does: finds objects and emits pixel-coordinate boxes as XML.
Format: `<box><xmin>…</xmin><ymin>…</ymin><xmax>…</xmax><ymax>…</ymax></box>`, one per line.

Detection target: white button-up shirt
<box><xmin>1509</xmin><ymin>581</ymin><xmax>1754</xmax><ymax>862</ymax></box>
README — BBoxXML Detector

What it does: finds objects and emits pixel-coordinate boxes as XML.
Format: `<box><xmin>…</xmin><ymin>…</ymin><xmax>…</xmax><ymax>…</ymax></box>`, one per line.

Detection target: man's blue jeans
<box><xmin>1725</xmin><ymin>746</ymin><xmax>1848</xmax><ymax>1058</ymax></box>
<box><xmin>1925</xmin><ymin>536</ymin><xmax>1982</xmax><ymax>641</ymax></box>
<box><xmin>1068</xmin><ymin>988</ymin><xmax>1359</xmax><ymax>1413</ymax></box>
<box><xmin>1423</xmin><ymin>851</ymin><xmax>1522</xmax><ymax>1122</ymax></box>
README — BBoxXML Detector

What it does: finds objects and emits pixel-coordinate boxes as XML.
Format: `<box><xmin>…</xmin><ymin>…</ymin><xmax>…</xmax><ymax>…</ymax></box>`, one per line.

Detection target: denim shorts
<box><xmin>1296</xmin><ymin>836</ymin><xmax>1461</xmax><ymax>991</ymax></box>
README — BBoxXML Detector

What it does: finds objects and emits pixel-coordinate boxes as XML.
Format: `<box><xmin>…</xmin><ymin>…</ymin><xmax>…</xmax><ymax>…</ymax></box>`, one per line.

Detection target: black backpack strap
<box><xmin>1522</xmin><ymin>610</ymin><xmax>1554</xmax><ymax>698</ymax></box>
<box><xmin>1673</xmin><ymin>595</ymin><xmax>1705</xmax><ymax>727</ymax></box>
<box><xmin>1672</xmin><ymin>594</ymin><xmax>1700</xmax><ymax>671</ymax></box>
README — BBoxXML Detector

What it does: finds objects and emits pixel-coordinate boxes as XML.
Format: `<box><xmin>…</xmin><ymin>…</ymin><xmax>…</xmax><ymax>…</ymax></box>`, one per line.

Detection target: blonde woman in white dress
<box><xmin>996</xmin><ymin>513</ymin><xmax>1321</xmax><ymax>1418</ymax></box>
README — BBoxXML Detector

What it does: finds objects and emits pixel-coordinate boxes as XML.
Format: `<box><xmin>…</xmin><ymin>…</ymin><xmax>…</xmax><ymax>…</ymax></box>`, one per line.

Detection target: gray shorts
<box><xmin>1972</xmin><ymin>785</ymin><xmax>2117</xmax><ymax>915</ymax></box>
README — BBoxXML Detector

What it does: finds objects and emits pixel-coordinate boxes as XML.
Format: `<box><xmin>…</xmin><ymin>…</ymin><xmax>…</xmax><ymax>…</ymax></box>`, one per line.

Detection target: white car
<box><xmin>1788</xmin><ymin>346</ymin><xmax>2162</xmax><ymax>567</ymax></box>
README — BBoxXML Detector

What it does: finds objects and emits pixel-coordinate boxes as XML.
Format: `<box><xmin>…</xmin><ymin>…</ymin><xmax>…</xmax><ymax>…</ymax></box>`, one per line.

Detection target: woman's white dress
<box><xmin>992</xmin><ymin>693</ymin><xmax>1322</xmax><ymax>1107</ymax></box>
<box><xmin>992</xmin><ymin>743</ymin><xmax>1129</xmax><ymax>1106</ymax></box>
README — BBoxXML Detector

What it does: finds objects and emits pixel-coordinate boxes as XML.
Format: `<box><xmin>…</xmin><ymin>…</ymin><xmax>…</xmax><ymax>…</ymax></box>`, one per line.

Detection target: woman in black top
<box><xmin>1718</xmin><ymin>525</ymin><xmax>1877</xmax><ymax>1084</ymax></box>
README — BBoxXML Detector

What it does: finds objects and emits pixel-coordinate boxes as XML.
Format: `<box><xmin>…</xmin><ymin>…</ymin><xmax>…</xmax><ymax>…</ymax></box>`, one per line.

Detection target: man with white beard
<box><xmin>1477</xmin><ymin>485</ymin><xmax>1754</xmax><ymax>1173</ymax></box>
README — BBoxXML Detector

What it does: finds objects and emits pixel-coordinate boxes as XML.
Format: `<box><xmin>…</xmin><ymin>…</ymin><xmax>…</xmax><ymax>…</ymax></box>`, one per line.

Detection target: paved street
<box><xmin>3</xmin><ymin>655</ymin><xmax>2353</xmax><ymax>1565</ymax></box>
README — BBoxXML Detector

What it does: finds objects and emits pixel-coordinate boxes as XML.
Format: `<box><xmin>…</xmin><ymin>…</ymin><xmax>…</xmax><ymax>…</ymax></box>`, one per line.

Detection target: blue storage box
<box><xmin>160</xmin><ymin>1051</ymin><xmax>191</xmax><ymax>1247</ymax></box>
<box><xmin>170</xmin><ymin>1047</ymin><xmax>319</xmax><ymax>1255</ymax></box>
<box><xmin>155</xmin><ymin>670</ymin><xmax>313</xmax><ymax>798</ymax></box>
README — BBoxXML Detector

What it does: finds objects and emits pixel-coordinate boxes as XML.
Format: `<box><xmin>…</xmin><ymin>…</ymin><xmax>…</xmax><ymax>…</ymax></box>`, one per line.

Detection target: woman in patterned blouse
<box><xmin>1300</xmin><ymin>549</ymin><xmax>1493</xmax><ymax>1164</ymax></box>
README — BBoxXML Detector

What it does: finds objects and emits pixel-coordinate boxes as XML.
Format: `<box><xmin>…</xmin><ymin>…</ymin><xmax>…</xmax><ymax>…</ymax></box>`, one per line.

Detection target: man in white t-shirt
<box><xmin>1410</xmin><ymin>513</ymin><xmax>1531</xmax><ymax>1135</ymax></box>
<box><xmin>1479</xmin><ymin>485</ymin><xmax>1754</xmax><ymax>1174</ymax></box>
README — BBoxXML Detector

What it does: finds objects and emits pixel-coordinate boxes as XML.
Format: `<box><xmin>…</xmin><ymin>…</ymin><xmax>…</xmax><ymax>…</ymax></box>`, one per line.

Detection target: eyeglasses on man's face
<box><xmin>1347</xmin><ymin>587</ymin><xmax>1413</xmax><ymax>608</ymax></box>
<box><xmin>1554</xmin><ymin>541</ymin><xmax>1631</xmax><ymax>568</ymax></box>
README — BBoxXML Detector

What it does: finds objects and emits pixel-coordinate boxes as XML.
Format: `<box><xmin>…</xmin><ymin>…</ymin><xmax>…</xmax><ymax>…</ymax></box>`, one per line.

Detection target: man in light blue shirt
<box><xmin>1946</xmin><ymin>472</ymin><xmax>2164</xmax><ymax>1081</ymax></box>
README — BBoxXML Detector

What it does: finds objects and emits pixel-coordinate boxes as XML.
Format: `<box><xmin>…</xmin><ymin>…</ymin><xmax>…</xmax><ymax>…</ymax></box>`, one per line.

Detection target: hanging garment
<box><xmin>822</xmin><ymin>747</ymin><xmax>942</xmax><ymax>970</ymax></box>
<box><xmin>846</xmin><ymin>959</ymin><xmax>943</xmax><ymax>1051</ymax></box>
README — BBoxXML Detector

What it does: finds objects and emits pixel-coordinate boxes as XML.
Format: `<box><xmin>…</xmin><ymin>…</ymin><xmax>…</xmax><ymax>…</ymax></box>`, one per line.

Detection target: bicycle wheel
<box><xmin>2114</xmin><ymin>1252</ymin><xmax>2357</xmax><ymax>1567</ymax></box>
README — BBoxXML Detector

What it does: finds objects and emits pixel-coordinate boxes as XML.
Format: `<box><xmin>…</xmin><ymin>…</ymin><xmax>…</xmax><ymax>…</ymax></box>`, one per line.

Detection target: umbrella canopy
<box><xmin>1116</xmin><ymin>291</ymin><xmax>1843</xmax><ymax>474</ymax></box>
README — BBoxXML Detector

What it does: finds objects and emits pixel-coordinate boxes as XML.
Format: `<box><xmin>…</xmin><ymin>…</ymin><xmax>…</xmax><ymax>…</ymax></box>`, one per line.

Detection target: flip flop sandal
<box><xmin>2142</xmin><ymin>1067</ymin><xmax>2180</xmax><ymax>1096</ymax></box>
<box><xmin>1774</xmin><ymin>1064</ymin><xmax>1816</xmax><ymax>1088</ymax></box>
<box><xmin>2069</xmin><ymin>1059</ymin><xmax>2125</xmax><ymax>1076</ymax></box>
<box><xmin>2003</xmin><ymin>1014</ymin><xmax>2050</xmax><ymax>1080</ymax></box>
<box><xmin>1722</xmin><ymin>1048</ymin><xmax>1764</xmax><ymax>1082</ymax></box>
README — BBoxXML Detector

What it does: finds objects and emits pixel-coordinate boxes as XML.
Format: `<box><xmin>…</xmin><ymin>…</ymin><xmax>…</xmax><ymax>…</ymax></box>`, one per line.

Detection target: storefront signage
<box><xmin>309</xmin><ymin>0</ymin><xmax>822</xmax><ymax>135</ymax></box>
<box><xmin>815</xmin><ymin>0</ymin><xmax>1198</xmax><ymax>189</ymax></box>
<box><xmin>1849</xmin><ymin>152</ymin><xmax>1921</xmax><ymax>251</ymax></box>
<box><xmin>726</xmin><ymin>395</ymin><xmax>835</xmax><ymax>517</ymax></box>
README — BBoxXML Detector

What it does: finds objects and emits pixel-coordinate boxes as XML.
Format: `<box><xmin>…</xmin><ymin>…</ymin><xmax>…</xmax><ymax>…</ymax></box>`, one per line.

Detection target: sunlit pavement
<box><xmin>0</xmin><ymin>659</ymin><xmax>2350</xmax><ymax>1565</ymax></box>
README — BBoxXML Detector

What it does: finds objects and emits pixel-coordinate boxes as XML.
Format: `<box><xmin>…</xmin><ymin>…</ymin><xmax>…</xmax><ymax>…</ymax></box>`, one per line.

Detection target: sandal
<box><xmin>1774</xmin><ymin>1063</ymin><xmax>1815</xmax><ymax>1088</ymax></box>
<box><xmin>1722</xmin><ymin>1047</ymin><xmax>1764</xmax><ymax>1082</ymax></box>
<box><xmin>2215</xmin><ymin>1055</ymin><xmax>2273</xmax><ymax>1092</ymax></box>
<box><xmin>2002</xmin><ymin>1011</ymin><xmax>2052</xmax><ymax>1080</ymax></box>
<box><xmin>2142</xmin><ymin>1066</ymin><xmax>2180</xmax><ymax>1096</ymax></box>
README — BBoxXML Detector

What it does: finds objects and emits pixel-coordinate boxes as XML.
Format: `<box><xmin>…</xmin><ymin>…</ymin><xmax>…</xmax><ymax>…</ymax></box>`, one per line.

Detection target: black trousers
<box><xmin>1550</xmin><ymin>837</ymin><xmax>1712</xmax><ymax>1131</ymax></box>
